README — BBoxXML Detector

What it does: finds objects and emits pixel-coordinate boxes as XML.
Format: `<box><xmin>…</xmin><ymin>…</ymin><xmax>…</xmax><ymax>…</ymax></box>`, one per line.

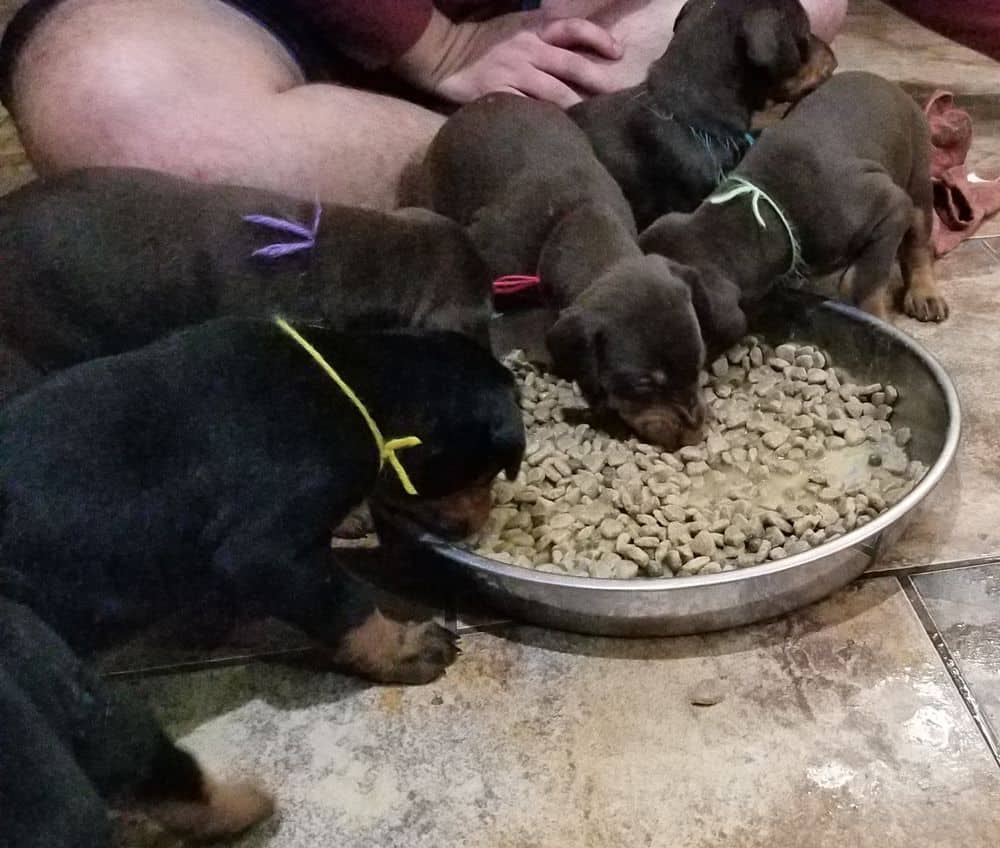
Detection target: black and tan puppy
<box><xmin>641</xmin><ymin>71</ymin><xmax>948</xmax><ymax>335</ymax></box>
<box><xmin>1</xmin><ymin>597</ymin><xmax>274</xmax><ymax>847</ymax></box>
<box><xmin>0</xmin><ymin>167</ymin><xmax>492</xmax><ymax>399</ymax></box>
<box><xmin>570</xmin><ymin>0</ymin><xmax>836</xmax><ymax>229</ymax></box>
<box><xmin>1</xmin><ymin>316</ymin><xmax>523</xmax><ymax>670</ymax></box>
<box><xmin>422</xmin><ymin>92</ymin><xmax>744</xmax><ymax>448</ymax></box>
<box><xmin>0</xmin><ymin>316</ymin><xmax>524</xmax><ymax>843</ymax></box>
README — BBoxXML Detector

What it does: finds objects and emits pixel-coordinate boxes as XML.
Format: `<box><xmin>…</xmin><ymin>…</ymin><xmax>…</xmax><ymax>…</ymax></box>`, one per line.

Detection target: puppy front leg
<box><xmin>217</xmin><ymin>544</ymin><xmax>459</xmax><ymax>684</ymax></box>
<box><xmin>899</xmin><ymin>207</ymin><xmax>949</xmax><ymax>322</ymax></box>
<box><xmin>842</xmin><ymin>184</ymin><xmax>914</xmax><ymax>319</ymax></box>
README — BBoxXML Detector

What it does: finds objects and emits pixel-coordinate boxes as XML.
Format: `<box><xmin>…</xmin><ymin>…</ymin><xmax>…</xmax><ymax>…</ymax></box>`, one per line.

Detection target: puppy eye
<box><xmin>618</xmin><ymin>374</ymin><xmax>662</xmax><ymax>399</ymax></box>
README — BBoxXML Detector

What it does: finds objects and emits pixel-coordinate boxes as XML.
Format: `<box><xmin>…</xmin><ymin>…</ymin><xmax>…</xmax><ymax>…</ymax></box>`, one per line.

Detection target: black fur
<box><xmin>0</xmin><ymin>317</ymin><xmax>523</xmax><ymax>657</ymax></box>
<box><xmin>0</xmin><ymin>597</ymin><xmax>208</xmax><ymax>848</ymax></box>
<box><xmin>570</xmin><ymin>0</ymin><xmax>836</xmax><ymax>228</ymax></box>
<box><xmin>1</xmin><ymin>318</ymin><xmax>526</xmax><ymax>845</ymax></box>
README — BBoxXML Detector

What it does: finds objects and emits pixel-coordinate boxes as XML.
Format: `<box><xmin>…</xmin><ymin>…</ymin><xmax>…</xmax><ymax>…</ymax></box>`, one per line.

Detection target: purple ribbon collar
<box><xmin>244</xmin><ymin>200</ymin><xmax>322</xmax><ymax>259</ymax></box>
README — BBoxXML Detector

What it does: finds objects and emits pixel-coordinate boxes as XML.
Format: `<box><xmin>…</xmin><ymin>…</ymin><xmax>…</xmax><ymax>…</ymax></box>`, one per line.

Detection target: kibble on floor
<box><xmin>472</xmin><ymin>337</ymin><xmax>926</xmax><ymax>579</ymax></box>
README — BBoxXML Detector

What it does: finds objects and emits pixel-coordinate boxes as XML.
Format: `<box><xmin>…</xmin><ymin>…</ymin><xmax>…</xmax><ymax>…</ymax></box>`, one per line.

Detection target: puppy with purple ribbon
<box><xmin>0</xmin><ymin>167</ymin><xmax>492</xmax><ymax>399</ymax></box>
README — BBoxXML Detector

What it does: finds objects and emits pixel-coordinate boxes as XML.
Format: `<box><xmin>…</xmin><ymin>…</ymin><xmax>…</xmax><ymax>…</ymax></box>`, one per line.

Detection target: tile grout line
<box><xmin>864</xmin><ymin>554</ymin><xmax>1000</xmax><ymax>581</ymax></box>
<box><xmin>899</xmin><ymin>575</ymin><xmax>1000</xmax><ymax>769</ymax></box>
<box><xmin>102</xmin><ymin>646</ymin><xmax>317</xmax><ymax>680</ymax></box>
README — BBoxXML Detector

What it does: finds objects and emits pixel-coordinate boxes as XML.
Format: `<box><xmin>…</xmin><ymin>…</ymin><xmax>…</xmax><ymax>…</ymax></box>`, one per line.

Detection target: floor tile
<box><xmin>876</xmin><ymin>238</ymin><xmax>1000</xmax><ymax>568</ymax></box>
<box><xmin>913</xmin><ymin>564</ymin><xmax>1000</xmax><ymax>736</ymax></box>
<box><xmin>837</xmin><ymin>0</ymin><xmax>1000</xmax><ymax>96</ymax></box>
<box><xmin>124</xmin><ymin>579</ymin><xmax>1000</xmax><ymax>848</ymax></box>
<box><xmin>0</xmin><ymin>107</ymin><xmax>33</xmax><ymax>197</ymax></box>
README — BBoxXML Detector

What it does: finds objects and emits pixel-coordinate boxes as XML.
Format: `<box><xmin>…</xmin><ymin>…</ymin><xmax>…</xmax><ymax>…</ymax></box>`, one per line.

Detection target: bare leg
<box><xmin>9</xmin><ymin>0</ymin><xmax>847</xmax><ymax>208</ymax></box>
<box><xmin>9</xmin><ymin>0</ymin><xmax>444</xmax><ymax>209</ymax></box>
<box><xmin>899</xmin><ymin>207</ymin><xmax>949</xmax><ymax>322</ymax></box>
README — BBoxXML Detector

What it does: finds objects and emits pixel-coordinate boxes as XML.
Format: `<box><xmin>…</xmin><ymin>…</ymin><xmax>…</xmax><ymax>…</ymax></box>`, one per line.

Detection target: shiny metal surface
<box><xmin>384</xmin><ymin>291</ymin><xmax>961</xmax><ymax>636</ymax></box>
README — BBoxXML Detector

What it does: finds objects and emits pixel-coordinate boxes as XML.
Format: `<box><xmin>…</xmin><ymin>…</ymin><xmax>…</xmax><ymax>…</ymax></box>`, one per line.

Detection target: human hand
<box><xmin>393</xmin><ymin>9</ymin><xmax>623</xmax><ymax>108</ymax></box>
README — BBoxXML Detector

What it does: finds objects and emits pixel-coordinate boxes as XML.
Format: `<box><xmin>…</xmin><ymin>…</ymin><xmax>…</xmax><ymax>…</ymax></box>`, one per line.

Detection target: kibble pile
<box><xmin>473</xmin><ymin>337</ymin><xmax>926</xmax><ymax>579</ymax></box>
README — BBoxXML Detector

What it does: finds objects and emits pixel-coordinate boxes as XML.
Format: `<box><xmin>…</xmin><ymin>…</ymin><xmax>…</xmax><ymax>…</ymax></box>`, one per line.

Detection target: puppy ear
<box><xmin>678</xmin><ymin>266</ymin><xmax>748</xmax><ymax>352</ymax></box>
<box><xmin>546</xmin><ymin>307</ymin><xmax>605</xmax><ymax>403</ymax></box>
<box><xmin>672</xmin><ymin>0</ymin><xmax>694</xmax><ymax>33</ymax></box>
<box><xmin>742</xmin><ymin>7</ymin><xmax>801</xmax><ymax>81</ymax></box>
<box><xmin>638</xmin><ymin>212</ymin><xmax>692</xmax><ymax>256</ymax></box>
<box><xmin>491</xmin><ymin>416</ymin><xmax>526</xmax><ymax>481</ymax></box>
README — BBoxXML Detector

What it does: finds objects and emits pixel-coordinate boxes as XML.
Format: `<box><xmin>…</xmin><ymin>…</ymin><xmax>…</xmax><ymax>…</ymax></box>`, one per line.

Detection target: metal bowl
<box><xmin>382</xmin><ymin>290</ymin><xmax>961</xmax><ymax>637</ymax></box>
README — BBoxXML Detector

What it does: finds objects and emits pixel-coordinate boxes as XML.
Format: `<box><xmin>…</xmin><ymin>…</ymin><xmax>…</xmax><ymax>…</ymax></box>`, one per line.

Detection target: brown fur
<box><xmin>333</xmin><ymin>611</ymin><xmax>459</xmax><ymax>685</ymax></box>
<box><xmin>142</xmin><ymin>777</ymin><xmax>275</xmax><ymax>841</ymax></box>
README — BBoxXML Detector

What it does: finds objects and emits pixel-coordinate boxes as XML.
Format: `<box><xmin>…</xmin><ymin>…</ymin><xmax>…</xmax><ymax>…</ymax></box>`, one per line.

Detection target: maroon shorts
<box><xmin>887</xmin><ymin>0</ymin><xmax>1000</xmax><ymax>62</ymax></box>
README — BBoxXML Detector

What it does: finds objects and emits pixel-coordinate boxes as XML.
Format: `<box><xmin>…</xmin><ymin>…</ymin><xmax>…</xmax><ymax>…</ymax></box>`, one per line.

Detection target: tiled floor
<box><xmin>3</xmin><ymin>1</ymin><xmax>1000</xmax><ymax>846</ymax></box>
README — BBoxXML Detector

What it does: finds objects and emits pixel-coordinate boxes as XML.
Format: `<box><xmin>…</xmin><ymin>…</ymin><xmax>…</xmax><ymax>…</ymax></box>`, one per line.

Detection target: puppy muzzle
<box><xmin>613</xmin><ymin>394</ymin><xmax>707</xmax><ymax>450</ymax></box>
<box><xmin>385</xmin><ymin>484</ymin><xmax>495</xmax><ymax>540</ymax></box>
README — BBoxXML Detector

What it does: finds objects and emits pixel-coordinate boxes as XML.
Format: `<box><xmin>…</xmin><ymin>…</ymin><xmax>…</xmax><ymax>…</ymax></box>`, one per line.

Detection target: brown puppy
<box><xmin>570</xmin><ymin>0</ymin><xmax>836</xmax><ymax>229</ymax></box>
<box><xmin>641</xmin><ymin>72</ymin><xmax>948</xmax><ymax>338</ymax></box>
<box><xmin>421</xmin><ymin>93</ymin><xmax>745</xmax><ymax>449</ymax></box>
<box><xmin>0</xmin><ymin>167</ymin><xmax>492</xmax><ymax>400</ymax></box>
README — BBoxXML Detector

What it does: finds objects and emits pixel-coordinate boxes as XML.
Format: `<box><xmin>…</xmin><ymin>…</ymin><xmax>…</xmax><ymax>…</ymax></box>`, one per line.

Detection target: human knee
<box><xmin>799</xmin><ymin>0</ymin><xmax>848</xmax><ymax>43</ymax></box>
<box><xmin>11</xmin><ymin>29</ymin><xmax>185</xmax><ymax>169</ymax></box>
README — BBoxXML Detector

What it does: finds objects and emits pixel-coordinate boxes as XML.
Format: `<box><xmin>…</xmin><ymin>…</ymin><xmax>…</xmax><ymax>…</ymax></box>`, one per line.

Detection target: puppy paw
<box><xmin>146</xmin><ymin>777</ymin><xmax>275</xmax><ymax>840</ymax></box>
<box><xmin>332</xmin><ymin>502</ymin><xmax>375</xmax><ymax>539</ymax></box>
<box><xmin>335</xmin><ymin>611</ymin><xmax>460</xmax><ymax>685</ymax></box>
<box><xmin>903</xmin><ymin>290</ymin><xmax>949</xmax><ymax>322</ymax></box>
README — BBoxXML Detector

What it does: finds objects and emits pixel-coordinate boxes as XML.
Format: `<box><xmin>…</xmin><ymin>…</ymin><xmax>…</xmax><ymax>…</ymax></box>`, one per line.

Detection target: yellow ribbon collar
<box><xmin>274</xmin><ymin>317</ymin><xmax>422</xmax><ymax>495</ymax></box>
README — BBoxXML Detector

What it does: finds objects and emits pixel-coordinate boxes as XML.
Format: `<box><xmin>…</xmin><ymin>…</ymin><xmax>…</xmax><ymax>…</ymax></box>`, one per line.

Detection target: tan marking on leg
<box><xmin>333</xmin><ymin>610</ymin><xmax>458</xmax><ymax>685</ymax></box>
<box><xmin>900</xmin><ymin>209</ymin><xmax>949</xmax><ymax>322</ymax></box>
<box><xmin>857</xmin><ymin>288</ymin><xmax>889</xmax><ymax>320</ymax></box>
<box><xmin>144</xmin><ymin>777</ymin><xmax>274</xmax><ymax>840</ymax></box>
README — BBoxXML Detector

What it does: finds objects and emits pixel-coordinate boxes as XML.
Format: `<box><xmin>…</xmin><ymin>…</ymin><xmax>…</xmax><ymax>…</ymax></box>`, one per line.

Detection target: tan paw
<box><xmin>903</xmin><ymin>290</ymin><xmax>950</xmax><ymax>322</ymax></box>
<box><xmin>146</xmin><ymin>777</ymin><xmax>274</xmax><ymax>841</ymax></box>
<box><xmin>335</xmin><ymin>612</ymin><xmax>460</xmax><ymax>685</ymax></box>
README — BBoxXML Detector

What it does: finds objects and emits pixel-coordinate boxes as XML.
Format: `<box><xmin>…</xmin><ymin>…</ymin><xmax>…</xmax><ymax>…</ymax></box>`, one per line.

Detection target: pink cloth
<box><xmin>924</xmin><ymin>91</ymin><xmax>1000</xmax><ymax>256</ymax></box>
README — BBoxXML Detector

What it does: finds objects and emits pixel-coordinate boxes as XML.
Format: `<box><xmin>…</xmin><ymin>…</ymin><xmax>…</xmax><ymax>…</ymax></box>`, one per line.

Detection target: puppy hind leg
<box><xmin>0</xmin><ymin>598</ymin><xmax>273</xmax><ymax>841</ymax></box>
<box><xmin>843</xmin><ymin>184</ymin><xmax>914</xmax><ymax>320</ymax></box>
<box><xmin>0</xmin><ymin>667</ymin><xmax>112</xmax><ymax>848</ymax></box>
<box><xmin>899</xmin><ymin>207</ymin><xmax>949</xmax><ymax>322</ymax></box>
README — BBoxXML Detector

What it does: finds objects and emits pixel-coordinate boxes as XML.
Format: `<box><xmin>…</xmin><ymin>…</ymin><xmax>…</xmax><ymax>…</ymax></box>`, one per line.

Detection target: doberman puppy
<box><xmin>570</xmin><ymin>0</ymin><xmax>837</xmax><ymax>229</ymax></box>
<box><xmin>641</xmin><ymin>71</ymin><xmax>949</xmax><ymax>335</ymax></box>
<box><xmin>1</xmin><ymin>597</ymin><xmax>274</xmax><ymax>847</ymax></box>
<box><xmin>0</xmin><ymin>167</ymin><xmax>492</xmax><ymax>401</ymax></box>
<box><xmin>0</xmin><ymin>316</ymin><xmax>525</xmax><ymax>845</ymax></box>
<box><xmin>422</xmin><ymin>92</ymin><xmax>745</xmax><ymax>449</ymax></box>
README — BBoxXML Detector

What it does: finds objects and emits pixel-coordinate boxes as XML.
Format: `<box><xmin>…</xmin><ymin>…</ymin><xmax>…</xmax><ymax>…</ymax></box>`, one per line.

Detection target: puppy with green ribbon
<box><xmin>642</xmin><ymin>71</ymin><xmax>948</xmax><ymax>327</ymax></box>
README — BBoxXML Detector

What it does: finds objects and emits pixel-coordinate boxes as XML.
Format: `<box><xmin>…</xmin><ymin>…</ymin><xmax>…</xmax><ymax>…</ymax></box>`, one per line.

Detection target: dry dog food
<box><xmin>472</xmin><ymin>337</ymin><xmax>926</xmax><ymax>579</ymax></box>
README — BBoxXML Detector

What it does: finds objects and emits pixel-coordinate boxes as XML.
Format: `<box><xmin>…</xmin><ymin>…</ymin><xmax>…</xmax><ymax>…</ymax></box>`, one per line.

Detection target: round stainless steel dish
<box><xmin>382</xmin><ymin>290</ymin><xmax>961</xmax><ymax>637</ymax></box>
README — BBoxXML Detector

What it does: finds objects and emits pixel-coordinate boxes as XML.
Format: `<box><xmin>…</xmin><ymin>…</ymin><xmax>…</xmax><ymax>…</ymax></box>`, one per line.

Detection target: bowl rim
<box><xmin>392</xmin><ymin>300</ymin><xmax>961</xmax><ymax>593</ymax></box>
